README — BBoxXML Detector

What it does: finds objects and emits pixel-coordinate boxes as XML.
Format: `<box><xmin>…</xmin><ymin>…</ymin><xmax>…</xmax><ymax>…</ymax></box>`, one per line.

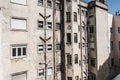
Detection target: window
<box><xmin>68</xmin><ymin>77</ymin><xmax>72</xmax><ymax>80</ymax></box>
<box><xmin>89</xmin><ymin>42</ymin><xmax>95</xmax><ymax>49</ymax></box>
<box><xmin>47</xmin><ymin>0</ymin><xmax>52</xmax><ymax>8</ymax></box>
<box><xmin>38</xmin><ymin>69</ymin><xmax>44</xmax><ymax>77</ymax></box>
<box><xmin>56</xmin><ymin>3</ymin><xmax>61</xmax><ymax>10</ymax></box>
<box><xmin>75</xmin><ymin>54</ymin><xmax>78</xmax><ymax>64</ymax></box>
<box><xmin>56</xmin><ymin>23</ymin><xmax>61</xmax><ymax>30</ymax></box>
<box><xmin>111</xmin><ymin>58</ymin><xmax>114</xmax><ymax>67</ymax></box>
<box><xmin>47</xmin><ymin>44</ymin><xmax>52</xmax><ymax>51</ymax></box>
<box><xmin>11</xmin><ymin>0</ymin><xmax>27</xmax><ymax>5</ymax></box>
<box><xmin>67</xmin><ymin>54</ymin><xmax>72</xmax><ymax>65</ymax></box>
<box><xmin>12</xmin><ymin>72</ymin><xmax>27</xmax><ymax>80</ymax></box>
<box><xmin>56</xmin><ymin>44</ymin><xmax>61</xmax><ymax>50</ymax></box>
<box><xmin>88</xmin><ymin>73</ymin><xmax>96</xmax><ymax>80</ymax></box>
<box><xmin>74</xmin><ymin>33</ymin><xmax>78</xmax><ymax>43</ymax></box>
<box><xmin>38</xmin><ymin>45</ymin><xmax>44</xmax><ymax>53</ymax></box>
<box><xmin>11</xmin><ymin>18</ymin><xmax>27</xmax><ymax>30</ymax></box>
<box><xmin>38</xmin><ymin>0</ymin><xmax>43</xmax><ymax>6</ymax></box>
<box><xmin>47</xmin><ymin>22</ymin><xmax>52</xmax><ymax>29</ymax></box>
<box><xmin>56</xmin><ymin>64</ymin><xmax>61</xmax><ymax>71</ymax></box>
<box><xmin>74</xmin><ymin>12</ymin><xmax>77</xmax><ymax>22</ymax></box>
<box><xmin>11</xmin><ymin>45</ymin><xmax>27</xmax><ymax>59</ymax></box>
<box><xmin>118</xmin><ymin>27</ymin><xmax>120</xmax><ymax>33</ymax></box>
<box><xmin>47</xmin><ymin>67</ymin><xmax>52</xmax><ymax>75</ymax></box>
<box><xmin>82</xmin><ymin>43</ymin><xmax>85</xmax><ymax>47</ymax></box>
<box><xmin>67</xmin><ymin>33</ymin><xmax>71</xmax><ymax>43</ymax></box>
<box><xmin>75</xmin><ymin>76</ymin><xmax>79</xmax><ymax>80</ymax></box>
<box><xmin>89</xmin><ymin>26</ymin><xmax>94</xmax><ymax>33</ymax></box>
<box><xmin>90</xmin><ymin>58</ymin><xmax>95</xmax><ymax>67</ymax></box>
<box><xmin>110</xmin><ymin>28</ymin><xmax>113</xmax><ymax>33</ymax></box>
<box><xmin>38</xmin><ymin>21</ymin><xmax>43</xmax><ymax>28</ymax></box>
<box><xmin>66</xmin><ymin>12</ymin><xmax>71</xmax><ymax>22</ymax></box>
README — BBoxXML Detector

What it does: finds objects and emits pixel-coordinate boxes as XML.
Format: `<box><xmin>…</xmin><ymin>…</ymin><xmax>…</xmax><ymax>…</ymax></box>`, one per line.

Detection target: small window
<box><xmin>56</xmin><ymin>3</ymin><xmax>61</xmax><ymax>10</ymax></box>
<box><xmin>56</xmin><ymin>64</ymin><xmax>61</xmax><ymax>71</ymax></box>
<box><xmin>12</xmin><ymin>72</ymin><xmax>27</xmax><ymax>80</ymax></box>
<box><xmin>47</xmin><ymin>67</ymin><xmax>52</xmax><ymax>75</ymax></box>
<box><xmin>47</xmin><ymin>44</ymin><xmax>52</xmax><ymax>51</ymax></box>
<box><xmin>68</xmin><ymin>77</ymin><xmax>72</xmax><ymax>80</ymax></box>
<box><xmin>11</xmin><ymin>45</ymin><xmax>27</xmax><ymax>59</ymax></box>
<box><xmin>111</xmin><ymin>58</ymin><xmax>114</xmax><ymax>67</ymax></box>
<box><xmin>74</xmin><ymin>33</ymin><xmax>78</xmax><ymax>43</ymax></box>
<box><xmin>74</xmin><ymin>12</ymin><xmax>77</xmax><ymax>22</ymax></box>
<box><xmin>90</xmin><ymin>58</ymin><xmax>95</xmax><ymax>67</ymax></box>
<box><xmin>47</xmin><ymin>0</ymin><xmax>52</xmax><ymax>8</ymax></box>
<box><xmin>67</xmin><ymin>54</ymin><xmax>72</xmax><ymax>65</ymax></box>
<box><xmin>110</xmin><ymin>27</ymin><xmax>113</xmax><ymax>33</ymax></box>
<box><xmin>118</xmin><ymin>27</ymin><xmax>120</xmax><ymax>33</ymax></box>
<box><xmin>38</xmin><ymin>69</ymin><xmax>44</xmax><ymax>77</ymax></box>
<box><xmin>75</xmin><ymin>76</ymin><xmax>79</xmax><ymax>80</ymax></box>
<box><xmin>67</xmin><ymin>33</ymin><xmax>71</xmax><ymax>43</ymax></box>
<box><xmin>11</xmin><ymin>0</ymin><xmax>27</xmax><ymax>5</ymax></box>
<box><xmin>89</xmin><ymin>26</ymin><xmax>94</xmax><ymax>33</ymax></box>
<box><xmin>89</xmin><ymin>42</ymin><xmax>95</xmax><ymax>50</ymax></box>
<box><xmin>38</xmin><ymin>21</ymin><xmax>43</xmax><ymax>28</ymax></box>
<box><xmin>47</xmin><ymin>22</ymin><xmax>52</xmax><ymax>29</ymax></box>
<box><xmin>38</xmin><ymin>45</ymin><xmax>44</xmax><ymax>53</ymax></box>
<box><xmin>56</xmin><ymin>23</ymin><xmax>61</xmax><ymax>30</ymax></box>
<box><xmin>11</xmin><ymin>18</ymin><xmax>27</xmax><ymax>30</ymax></box>
<box><xmin>56</xmin><ymin>44</ymin><xmax>61</xmax><ymax>50</ymax></box>
<box><xmin>75</xmin><ymin>54</ymin><xmax>78</xmax><ymax>64</ymax></box>
<box><xmin>66</xmin><ymin>12</ymin><xmax>71</xmax><ymax>22</ymax></box>
<box><xmin>119</xmin><ymin>41</ymin><xmax>120</xmax><ymax>50</ymax></box>
<box><xmin>38</xmin><ymin>0</ymin><xmax>43</xmax><ymax>6</ymax></box>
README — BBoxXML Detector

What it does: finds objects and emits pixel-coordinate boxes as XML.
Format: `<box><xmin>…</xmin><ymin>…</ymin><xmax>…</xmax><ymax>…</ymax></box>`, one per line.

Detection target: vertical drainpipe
<box><xmin>79</xmin><ymin>4</ymin><xmax>83</xmax><ymax>80</ymax></box>
<box><xmin>53</xmin><ymin>0</ymin><xmax>56</xmax><ymax>80</ymax></box>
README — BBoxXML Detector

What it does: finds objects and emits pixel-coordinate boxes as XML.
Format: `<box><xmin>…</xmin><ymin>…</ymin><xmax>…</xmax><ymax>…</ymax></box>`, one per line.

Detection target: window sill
<box><xmin>10</xmin><ymin>29</ymin><xmax>28</xmax><ymax>32</ymax></box>
<box><xmin>11</xmin><ymin>56</ymin><xmax>27</xmax><ymax>60</ymax></box>
<box><xmin>11</xmin><ymin>2</ymin><xmax>27</xmax><ymax>6</ymax></box>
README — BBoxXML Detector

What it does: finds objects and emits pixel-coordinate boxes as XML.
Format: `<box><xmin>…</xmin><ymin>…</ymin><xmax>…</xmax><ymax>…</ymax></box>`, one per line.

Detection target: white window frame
<box><xmin>47</xmin><ymin>22</ymin><xmax>52</xmax><ymax>29</ymax></box>
<box><xmin>38</xmin><ymin>44</ymin><xmax>44</xmax><ymax>53</ymax></box>
<box><xmin>38</xmin><ymin>0</ymin><xmax>43</xmax><ymax>6</ymax></box>
<box><xmin>47</xmin><ymin>67</ymin><xmax>52</xmax><ymax>75</ymax></box>
<box><xmin>47</xmin><ymin>44</ymin><xmax>52</xmax><ymax>52</ymax></box>
<box><xmin>11</xmin><ymin>18</ymin><xmax>27</xmax><ymax>31</ymax></box>
<box><xmin>12</xmin><ymin>71</ymin><xmax>27</xmax><ymax>80</ymax></box>
<box><xmin>11</xmin><ymin>0</ymin><xmax>27</xmax><ymax>5</ymax></box>
<box><xmin>38</xmin><ymin>69</ymin><xmax>44</xmax><ymax>78</ymax></box>
<box><xmin>11</xmin><ymin>45</ymin><xmax>27</xmax><ymax>59</ymax></box>
<box><xmin>38</xmin><ymin>21</ymin><xmax>43</xmax><ymax>29</ymax></box>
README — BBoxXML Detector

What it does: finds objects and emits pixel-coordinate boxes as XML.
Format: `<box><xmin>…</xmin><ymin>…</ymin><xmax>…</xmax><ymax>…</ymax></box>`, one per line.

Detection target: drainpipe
<box><xmin>79</xmin><ymin>4</ymin><xmax>83</xmax><ymax>80</ymax></box>
<box><xmin>53</xmin><ymin>0</ymin><xmax>56</xmax><ymax>80</ymax></box>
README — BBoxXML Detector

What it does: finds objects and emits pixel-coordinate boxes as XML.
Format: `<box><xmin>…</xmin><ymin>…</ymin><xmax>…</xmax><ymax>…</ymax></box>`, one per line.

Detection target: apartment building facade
<box><xmin>63</xmin><ymin>0</ymin><xmax>88</xmax><ymax>80</ymax></box>
<box><xmin>0</xmin><ymin>0</ymin><xmax>118</xmax><ymax>80</ymax></box>
<box><xmin>0</xmin><ymin>0</ymin><xmax>62</xmax><ymax>80</ymax></box>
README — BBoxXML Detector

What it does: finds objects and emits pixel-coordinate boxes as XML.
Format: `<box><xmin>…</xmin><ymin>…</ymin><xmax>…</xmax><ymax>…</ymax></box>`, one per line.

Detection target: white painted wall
<box><xmin>96</xmin><ymin>7</ymin><xmax>109</xmax><ymax>69</ymax></box>
<box><xmin>0</xmin><ymin>9</ymin><xmax>5</xmax><ymax>80</ymax></box>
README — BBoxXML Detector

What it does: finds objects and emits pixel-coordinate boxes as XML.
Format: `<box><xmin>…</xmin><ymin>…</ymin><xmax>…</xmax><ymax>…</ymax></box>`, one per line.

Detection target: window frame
<box><xmin>38</xmin><ymin>0</ymin><xmax>43</xmax><ymax>6</ymax></box>
<box><xmin>11</xmin><ymin>45</ymin><xmax>27</xmax><ymax>59</ymax></box>
<box><xmin>38</xmin><ymin>69</ymin><xmax>44</xmax><ymax>78</ymax></box>
<box><xmin>38</xmin><ymin>44</ymin><xmax>44</xmax><ymax>54</ymax></box>
<box><xmin>10</xmin><ymin>18</ymin><xmax>27</xmax><ymax>31</ymax></box>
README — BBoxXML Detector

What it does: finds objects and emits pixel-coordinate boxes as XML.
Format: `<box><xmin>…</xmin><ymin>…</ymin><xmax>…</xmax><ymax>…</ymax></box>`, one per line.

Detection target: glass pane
<box><xmin>18</xmin><ymin>48</ymin><xmax>21</xmax><ymax>56</ymax></box>
<box><xmin>23</xmin><ymin>48</ymin><xmax>26</xmax><ymax>56</ymax></box>
<box><xmin>12</xmin><ymin>48</ymin><xmax>16</xmax><ymax>57</ymax></box>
